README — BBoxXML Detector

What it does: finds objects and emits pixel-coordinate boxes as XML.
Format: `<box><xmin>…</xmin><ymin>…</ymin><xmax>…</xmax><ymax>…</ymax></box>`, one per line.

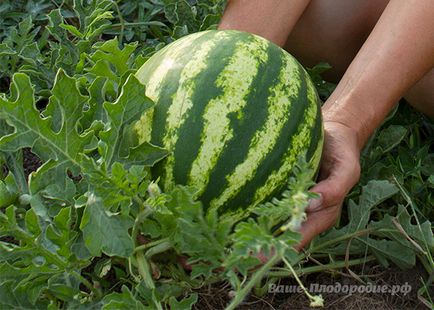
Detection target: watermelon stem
<box><xmin>225</xmin><ymin>251</ymin><xmax>281</xmax><ymax>310</ymax></box>
<box><xmin>136</xmin><ymin>250</ymin><xmax>164</xmax><ymax>310</ymax></box>
<box><xmin>134</xmin><ymin>237</ymin><xmax>171</xmax><ymax>253</ymax></box>
<box><xmin>136</xmin><ymin>250</ymin><xmax>156</xmax><ymax>290</ymax></box>
<box><xmin>144</xmin><ymin>241</ymin><xmax>172</xmax><ymax>258</ymax></box>
<box><xmin>282</xmin><ymin>256</ymin><xmax>323</xmax><ymax>307</ymax></box>
<box><xmin>268</xmin><ymin>255</ymin><xmax>376</xmax><ymax>278</ymax></box>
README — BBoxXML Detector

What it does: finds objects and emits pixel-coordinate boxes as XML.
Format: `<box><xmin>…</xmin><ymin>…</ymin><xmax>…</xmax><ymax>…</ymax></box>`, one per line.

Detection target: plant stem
<box><xmin>15</xmin><ymin>226</ymin><xmax>68</xmax><ymax>268</ymax></box>
<box><xmin>282</xmin><ymin>257</ymin><xmax>319</xmax><ymax>303</ymax></box>
<box><xmin>225</xmin><ymin>254</ymin><xmax>281</xmax><ymax>310</ymax></box>
<box><xmin>5</xmin><ymin>152</ymin><xmax>28</xmax><ymax>194</ymax></box>
<box><xmin>131</xmin><ymin>202</ymin><xmax>153</xmax><ymax>245</ymax></box>
<box><xmin>134</xmin><ymin>237</ymin><xmax>171</xmax><ymax>253</ymax></box>
<box><xmin>269</xmin><ymin>255</ymin><xmax>376</xmax><ymax>278</ymax></box>
<box><xmin>300</xmin><ymin>228</ymin><xmax>373</xmax><ymax>260</ymax></box>
<box><xmin>112</xmin><ymin>2</ymin><xmax>125</xmax><ymax>43</ymax></box>
<box><xmin>136</xmin><ymin>250</ymin><xmax>163</xmax><ymax>310</ymax></box>
<box><xmin>136</xmin><ymin>250</ymin><xmax>155</xmax><ymax>289</ymax></box>
<box><xmin>145</xmin><ymin>241</ymin><xmax>172</xmax><ymax>258</ymax></box>
<box><xmin>393</xmin><ymin>175</ymin><xmax>434</xmax><ymax>269</ymax></box>
<box><xmin>111</xmin><ymin>22</ymin><xmax>169</xmax><ymax>28</ymax></box>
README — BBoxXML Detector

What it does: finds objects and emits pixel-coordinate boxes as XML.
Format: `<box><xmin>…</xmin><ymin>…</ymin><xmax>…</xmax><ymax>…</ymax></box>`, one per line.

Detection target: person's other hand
<box><xmin>296</xmin><ymin>121</ymin><xmax>361</xmax><ymax>250</ymax></box>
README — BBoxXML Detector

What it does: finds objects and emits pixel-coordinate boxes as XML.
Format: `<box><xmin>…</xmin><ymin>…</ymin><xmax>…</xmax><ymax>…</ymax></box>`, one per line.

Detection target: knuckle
<box><xmin>353</xmin><ymin>161</ymin><xmax>361</xmax><ymax>180</ymax></box>
<box><xmin>327</xmin><ymin>183</ymin><xmax>345</xmax><ymax>205</ymax></box>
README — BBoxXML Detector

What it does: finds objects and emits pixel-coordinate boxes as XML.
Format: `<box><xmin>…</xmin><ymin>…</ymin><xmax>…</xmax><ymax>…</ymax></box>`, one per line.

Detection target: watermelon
<box><xmin>134</xmin><ymin>30</ymin><xmax>323</xmax><ymax>219</ymax></box>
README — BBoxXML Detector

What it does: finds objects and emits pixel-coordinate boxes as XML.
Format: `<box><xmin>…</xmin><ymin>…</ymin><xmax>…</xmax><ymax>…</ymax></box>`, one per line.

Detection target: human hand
<box><xmin>295</xmin><ymin>121</ymin><xmax>361</xmax><ymax>250</ymax></box>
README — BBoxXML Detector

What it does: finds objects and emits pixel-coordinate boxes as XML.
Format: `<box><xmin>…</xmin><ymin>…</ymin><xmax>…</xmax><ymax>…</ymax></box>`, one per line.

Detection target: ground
<box><xmin>194</xmin><ymin>264</ymin><xmax>429</xmax><ymax>309</ymax></box>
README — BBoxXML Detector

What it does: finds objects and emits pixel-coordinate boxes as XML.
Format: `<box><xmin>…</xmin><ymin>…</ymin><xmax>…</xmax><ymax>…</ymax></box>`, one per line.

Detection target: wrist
<box><xmin>322</xmin><ymin>97</ymin><xmax>378</xmax><ymax>151</ymax></box>
<box><xmin>322</xmin><ymin>119</ymin><xmax>363</xmax><ymax>154</ymax></box>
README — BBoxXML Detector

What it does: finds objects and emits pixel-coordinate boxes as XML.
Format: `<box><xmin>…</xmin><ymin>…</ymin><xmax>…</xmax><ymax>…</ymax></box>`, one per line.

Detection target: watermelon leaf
<box><xmin>102</xmin><ymin>286</ymin><xmax>148</xmax><ymax>310</ymax></box>
<box><xmin>80</xmin><ymin>193</ymin><xmax>134</xmax><ymax>257</ymax></box>
<box><xmin>98</xmin><ymin>73</ymin><xmax>168</xmax><ymax>168</ymax></box>
<box><xmin>0</xmin><ymin>70</ymin><xmax>95</xmax><ymax>175</ymax></box>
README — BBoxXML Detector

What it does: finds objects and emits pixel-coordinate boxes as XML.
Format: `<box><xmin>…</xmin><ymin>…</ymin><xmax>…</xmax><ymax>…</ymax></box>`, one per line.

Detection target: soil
<box><xmin>23</xmin><ymin>147</ymin><xmax>43</xmax><ymax>179</ymax></box>
<box><xmin>195</xmin><ymin>263</ymin><xmax>432</xmax><ymax>309</ymax></box>
<box><xmin>0</xmin><ymin>77</ymin><xmax>10</xmax><ymax>93</ymax></box>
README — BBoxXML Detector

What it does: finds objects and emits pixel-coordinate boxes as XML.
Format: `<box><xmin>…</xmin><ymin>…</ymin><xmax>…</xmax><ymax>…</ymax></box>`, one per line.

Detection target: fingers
<box><xmin>295</xmin><ymin>203</ymin><xmax>341</xmax><ymax>251</ymax></box>
<box><xmin>298</xmin><ymin>163</ymin><xmax>359</xmax><ymax>250</ymax></box>
<box><xmin>298</xmin><ymin>155</ymin><xmax>360</xmax><ymax>250</ymax></box>
<box><xmin>307</xmin><ymin>176</ymin><xmax>347</xmax><ymax>212</ymax></box>
<box><xmin>307</xmin><ymin>161</ymin><xmax>360</xmax><ymax>213</ymax></box>
<box><xmin>294</xmin><ymin>121</ymin><xmax>362</xmax><ymax>250</ymax></box>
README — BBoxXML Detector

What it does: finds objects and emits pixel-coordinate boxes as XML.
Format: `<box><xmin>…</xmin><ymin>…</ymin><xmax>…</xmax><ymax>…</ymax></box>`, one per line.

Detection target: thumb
<box><xmin>306</xmin><ymin>178</ymin><xmax>344</xmax><ymax>212</ymax></box>
<box><xmin>307</xmin><ymin>167</ymin><xmax>358</xmax><ymax>213</ymax></box>
<box><xmin>296</xmin><ymin>203</ymin><xmax>341</xmax><ymax>250</ymax></box>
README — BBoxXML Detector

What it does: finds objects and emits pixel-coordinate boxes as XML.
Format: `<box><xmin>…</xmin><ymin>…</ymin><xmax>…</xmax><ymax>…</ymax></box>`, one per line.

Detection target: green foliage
<box><xmin>0</xmin><ymin>0</ymin><xmax>433</xmax><ymax>308</ymax></box>
<box><xmin>306</xmin><ymin>62</ymin><xmax>336</xmax><ymax>100</ymax></box>
<box><xmin>80</xmin><ymin>194</ymin><xmax>135</xmax><ymax>257</ymax></box>
<box><xmin>0</xmin><ymin>71</ymin><xmax>94</xmax><ymax>173</ymax></box>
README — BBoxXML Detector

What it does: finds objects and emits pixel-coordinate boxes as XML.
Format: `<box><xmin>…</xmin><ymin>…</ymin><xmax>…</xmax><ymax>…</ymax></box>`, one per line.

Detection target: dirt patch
<box><xmin>195</xmin><ymin>263</ymin><xmax>431</xmax><ymax>309</ymax></box>
<box><xmin>23</xmin><ymin>147</ymin><xmax>43</xmax><ymax>179</ymax></box>
<box><xmin>0</xmin><ymin>77</ymin><xmax>10</xmax><ymax>93</ymax></box>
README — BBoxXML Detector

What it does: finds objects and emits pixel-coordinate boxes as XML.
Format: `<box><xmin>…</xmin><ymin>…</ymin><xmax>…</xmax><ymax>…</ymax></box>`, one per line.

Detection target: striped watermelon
<box><xmin>134</xmin><ymin>30</ymin><xmax>323</xmax><ymax>219</ymax></box>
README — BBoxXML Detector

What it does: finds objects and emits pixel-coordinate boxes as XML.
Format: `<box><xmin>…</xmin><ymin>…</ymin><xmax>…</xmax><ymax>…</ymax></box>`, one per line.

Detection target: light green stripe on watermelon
<box><xmin>187</xmin><ymin>35</ymin><xmax>269</xmax><ymax>193</ymax></box>
<box><xmin>250</xmin><ymin>79</ymin><xmax>320</xmax><ymax>207</ymax></box>
<box><xmin>136</xmin><ymin>31</ymin><xmax>208</xmax><ymax>100</ymax></box>
<box><xmin>208</xmin><ymin>52</ymin><xmax>302</xmax><ymax>210</ymax></box>
<box><xmin>161</xmin><ymin>31</ymin><xmax>230</xmax><ymax>190</ymax></box>
<box><xmin>134</xmin><ymin>108</ymin><xmax>154</xmax><ymax>144</ymax></box>
<box><xmin>305</xmin><ymin>78</ymin><xmax>324</xmax><ymax>171</ymax></box>
<box><xmin>310</xmin><ymin>125</ymin><xmax>324</xmax><ymax>173</ymax></box>
<box><xmin>134</xmin><ymin>31</ymin><xmax>209</xmax><ymax>143</ymax></box>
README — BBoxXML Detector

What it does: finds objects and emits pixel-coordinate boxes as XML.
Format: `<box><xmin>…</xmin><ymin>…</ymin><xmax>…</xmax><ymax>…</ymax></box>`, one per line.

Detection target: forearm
<box><xmin>323</xmin><ymin>0</ymin><xmax>434</xmax><ymax>150</ymax></box>
<box><xmin>218</xmin><ymin>0</ymin><xmax>311</xmax><ymax>46</ymax></box>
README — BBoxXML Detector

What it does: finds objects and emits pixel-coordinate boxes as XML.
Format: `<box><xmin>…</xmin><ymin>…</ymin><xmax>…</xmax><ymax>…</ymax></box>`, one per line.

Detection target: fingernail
<box><xmin>307</xmin><ymin>195</ymin><xmax>323</xmax><ymax>212</ymax></box>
